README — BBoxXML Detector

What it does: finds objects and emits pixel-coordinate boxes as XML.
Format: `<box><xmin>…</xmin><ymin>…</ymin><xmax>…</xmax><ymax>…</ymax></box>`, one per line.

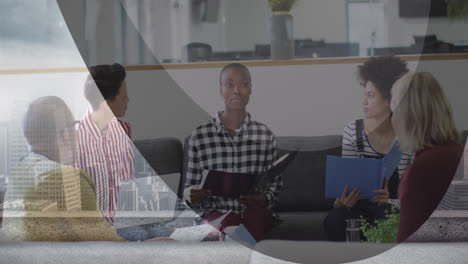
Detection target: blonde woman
<box><xmin>391</xmin><ymin>72</ymin><xmax>463</xmax><ymax>243</ymax></box>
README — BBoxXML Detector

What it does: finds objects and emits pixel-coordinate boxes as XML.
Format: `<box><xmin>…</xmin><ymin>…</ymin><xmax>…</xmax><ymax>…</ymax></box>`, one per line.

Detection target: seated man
<box><xmin>3</xmin><ymin>96</ymin><xmax>124</xmax><ymax>241</ymax></box>
<box><xmin>183</xmin><ymin>63</ymin><xmax>282</xmax><ymax>242</ymax></box>
<box><xmin>76</xmin><ymin>63</ymin><xmax>135</xmax><ymax>223</ymax></box>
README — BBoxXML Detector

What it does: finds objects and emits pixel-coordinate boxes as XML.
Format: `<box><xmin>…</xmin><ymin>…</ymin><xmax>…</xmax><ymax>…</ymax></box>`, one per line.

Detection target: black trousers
<box><xmin>323</xmin><ymin>200</ymin><xmax>393</xmax><ymax>241</ymax></box>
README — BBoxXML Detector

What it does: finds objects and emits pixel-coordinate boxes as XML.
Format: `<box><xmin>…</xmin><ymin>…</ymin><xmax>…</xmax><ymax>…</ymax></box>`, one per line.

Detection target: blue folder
<box><xmin>382</xmin><ymin>141</ymin><xmax>403</xmax><ymax>179</ymax></box>
<box><xmin>325</xmin><ymin>156</ymin><xmax>384</xmax><ymax>199</ymax></box>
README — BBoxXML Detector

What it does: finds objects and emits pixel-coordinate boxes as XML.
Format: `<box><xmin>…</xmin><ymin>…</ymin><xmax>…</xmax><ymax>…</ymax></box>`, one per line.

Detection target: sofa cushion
<box><xmin>276</xmin><ymin>136</ymin><xmax>342</xmax><ymax>212</ymax></box>
<box><xmin>460</xmin><ymin>130</ymin><xmax>468</xmax><ymax>145</ymax></box>
<box><xmin>134</xmin><ymin>137</ymin><xmax>183</xmax><ymax>176</ymax></box>
<box><xmin>264</xmin><ymin>211</ymin><xmax>329</xmax><ymax>241</ymax></box>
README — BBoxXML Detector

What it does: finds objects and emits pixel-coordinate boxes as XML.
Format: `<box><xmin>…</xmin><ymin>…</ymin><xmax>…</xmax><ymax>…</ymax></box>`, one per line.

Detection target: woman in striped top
<box><xmin>324</xmin><ymin>56</ymin><xmax>412</xmax><ymax>241</ymax></box>
<box><xmin>76</xmin><ymin>63</ymin><xmax>135</xmax><ymax>224</ymax></box>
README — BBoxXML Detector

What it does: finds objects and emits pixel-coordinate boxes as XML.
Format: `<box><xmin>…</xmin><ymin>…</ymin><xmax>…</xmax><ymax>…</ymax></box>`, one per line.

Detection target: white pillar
<box><xmin>122</xmin><ymin>0</ymin><xmax>142</xmax><ymax>65</ymax></box>
<box><xmin>171</xmin><ymin>0</ymin><xmax>191</xmax><ymax>62</ymax></box>
<box><xmin>84</xmin><ymin>0</ymin><xmax>103</xmax><ymax>65</ymax></box>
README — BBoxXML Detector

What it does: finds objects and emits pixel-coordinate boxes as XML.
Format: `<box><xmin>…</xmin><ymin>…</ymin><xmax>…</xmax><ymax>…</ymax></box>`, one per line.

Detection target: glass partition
<box><xmin>1</xmin><ymin>0</ymin><xmax>468</xmax><ymax>70</ymax></box>
<box><xmin>108</xmin><ymin>0</ymin><xmax>468</xmax><ymax>64</ymax></box>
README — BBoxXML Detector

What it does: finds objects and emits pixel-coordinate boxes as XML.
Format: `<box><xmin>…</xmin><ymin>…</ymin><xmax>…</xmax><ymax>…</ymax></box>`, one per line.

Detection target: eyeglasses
<box><xmin>59</xmin><ymin>120</ymin><xmax>79</xmax><ymax>134</ymax></box>
<box><xmin>65</xmin><ymin>120</ymin><xmax>79</xmax><ymax>128</ymax></box>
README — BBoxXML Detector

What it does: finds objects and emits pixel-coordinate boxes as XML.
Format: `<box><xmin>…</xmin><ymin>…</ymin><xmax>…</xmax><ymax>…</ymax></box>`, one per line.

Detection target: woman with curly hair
<box><xmin>324</xmin><ymin>56</ymin><xmax>413</xmax><ymax>241</ymax></box>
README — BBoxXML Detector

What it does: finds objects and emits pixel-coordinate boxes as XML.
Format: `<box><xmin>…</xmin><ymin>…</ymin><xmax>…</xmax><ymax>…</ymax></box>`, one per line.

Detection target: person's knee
<box><xmin>324</xmin><ymin>208</ymin><xmax>348</xmax><ymax>241</ymax></box>
<box><xmin>244</xmin><ymin>206</ymin><xmax>268</xmax><ymax>216</ymax></box>
<box><xmin>325</xmin><ymin>208</ymin><xmax>348</xmax><ymax>226</ymax></box>
<box><xmin>373</xmin><ymin>203</ymin><xmax>392</xmax><ymax>220</ymax></box>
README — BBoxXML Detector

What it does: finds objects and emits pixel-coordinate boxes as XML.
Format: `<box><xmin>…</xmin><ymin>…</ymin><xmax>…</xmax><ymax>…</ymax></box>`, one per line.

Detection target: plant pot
<box><xmin>270</xmin><ymin>13</ymin><xmax>294</xmax><ymax>60</ymax></box>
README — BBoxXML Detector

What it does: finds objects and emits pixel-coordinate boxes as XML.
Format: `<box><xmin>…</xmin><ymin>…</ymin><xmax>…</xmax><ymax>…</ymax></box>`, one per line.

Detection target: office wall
<box><xmin>126</xmin><ymin>58</ymin><xmax>468</xmax><ymax>140</ymax></box>
<box><xmin>2</xmin><ymin>58</ymin><xmax>467</xmax><ymax>141</ymax></box>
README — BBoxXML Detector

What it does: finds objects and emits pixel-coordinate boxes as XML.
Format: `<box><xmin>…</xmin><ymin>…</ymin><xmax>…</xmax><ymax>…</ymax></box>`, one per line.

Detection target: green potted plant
<box><xmin>446</xmin><ymin>0</ymin><xmax>468</xmax><ymax>19</ymax></box>
<box><xmin>268</xmin><ymin>0</ymin><xmax>297</xmax><ymax>14</ymax></box>
<box><xmin>360</xmin><ymin>205</ymin><xmax>400</xmax><ymax>243</ymax></box>
<box><xmin>267</xmin><ymin>0</ymin><xmax>298</xmax><ymax>60</ymax></box>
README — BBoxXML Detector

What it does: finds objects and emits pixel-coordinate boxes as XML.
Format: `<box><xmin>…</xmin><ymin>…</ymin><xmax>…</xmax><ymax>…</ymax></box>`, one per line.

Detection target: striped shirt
<box><xmin>185</xmin><ymin>112</ymin><xmax>282</xmax><ymax>217</ymax></box>
<box><xmin>117</xmin><ymin>119</ymin><xmax>132</xmax><ymax>138</ymax></box>
<box><xmin>76</xmin><ymin>111</ymin><xmax>135</xmax><ymax>222</ymax></box>
<box><xmin>342</xmin><ymin>120</ymin><xmax>413</xmax><ymax>207</ymax></box>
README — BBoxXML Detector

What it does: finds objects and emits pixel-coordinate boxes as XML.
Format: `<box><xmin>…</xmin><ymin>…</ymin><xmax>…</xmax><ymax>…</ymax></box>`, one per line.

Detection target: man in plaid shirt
<box><xmin>184</xmin><ymin>63</ymin><xmax>282</xmax><ymax>241</ymax></box>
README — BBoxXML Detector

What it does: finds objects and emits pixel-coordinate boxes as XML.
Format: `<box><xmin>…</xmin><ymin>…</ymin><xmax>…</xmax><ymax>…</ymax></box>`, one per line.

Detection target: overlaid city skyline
<box><xmin>0</xmin><ymin>119</ymin><xmax>185</xmax><ymax>213</ymax></box>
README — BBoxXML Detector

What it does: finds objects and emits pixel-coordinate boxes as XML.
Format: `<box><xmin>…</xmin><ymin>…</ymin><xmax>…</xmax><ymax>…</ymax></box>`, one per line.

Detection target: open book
<box><xmin>200</xmin><ymin>151</ymin><xmax>298</xmax><ymax>198</ymax></box>
<box><xmin>169</xmin><ymin>210</ymin><xmax>231</xmax><ymax>241</ymax></box>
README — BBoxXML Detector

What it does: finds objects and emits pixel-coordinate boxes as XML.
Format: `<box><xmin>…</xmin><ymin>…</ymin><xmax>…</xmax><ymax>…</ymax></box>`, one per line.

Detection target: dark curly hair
<box><xmin>358</xmin><ymin>56</ymin><xmax>408</xmax><ymax>102</ymax></box>
<box><xmin>84</xmin><ymin>63</ymin><xmax>126</xmax><ymax>110</ymax></box>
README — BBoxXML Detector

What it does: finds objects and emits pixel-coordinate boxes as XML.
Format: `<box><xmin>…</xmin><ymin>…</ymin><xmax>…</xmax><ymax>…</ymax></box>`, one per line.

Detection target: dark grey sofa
<box><xmin>135</xmin><ymin>135</ymin><xmax>342</xmax><ymax>241</ymax></box>
<box><xmin>265</xmin><ymin>136</ymin><xmax>341</xmax><ymax>240</ymax></box>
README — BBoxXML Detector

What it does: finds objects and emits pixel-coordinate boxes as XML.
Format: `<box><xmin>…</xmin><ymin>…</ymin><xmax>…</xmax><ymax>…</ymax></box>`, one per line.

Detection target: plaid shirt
<box><xmin>185</xmin><ymin>112</ymin><xmax>282</xmax><ymax>217</ymax></box>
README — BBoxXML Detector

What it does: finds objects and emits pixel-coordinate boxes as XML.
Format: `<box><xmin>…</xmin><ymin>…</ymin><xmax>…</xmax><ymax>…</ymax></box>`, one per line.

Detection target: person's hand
<box><xmin>371</xmin><ymin>177</ymin><xmax>389</xmax><ymax>205</ymax></box>
<box><xmin>333</xmin><ymin>184</ymin><xmax>361</xmax><ymax>209</ymax></box>
<box><xmin>239</xmin><ymin>188</ymin><xmax>266</xmax><ymax>207</ymax></box>
<box><xmin>190</xmin><ymin>188</ymin><xmax>211</xmax><ymax>205</ymax></box>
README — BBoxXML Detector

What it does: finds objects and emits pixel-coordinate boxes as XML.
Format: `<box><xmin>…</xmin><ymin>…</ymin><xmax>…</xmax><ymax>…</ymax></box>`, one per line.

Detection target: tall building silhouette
<box><xmin>118</xmin><ymin>182</ymin><xmax>139</xmax><ymax>211</ymax></box>
<box><xmin>138</xmin><ymin>183</ymin><xmax>159</xmax><ymax>211</ymax></box>
<box><xmin>0</xmin><ymin>124</ymin><xmax>7</xmax><ymax>178</ymax></box>
<box><xmin>7</xmin><ymin>98</ymin><xmax>29</xmax><ymax>177</ymax></box>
